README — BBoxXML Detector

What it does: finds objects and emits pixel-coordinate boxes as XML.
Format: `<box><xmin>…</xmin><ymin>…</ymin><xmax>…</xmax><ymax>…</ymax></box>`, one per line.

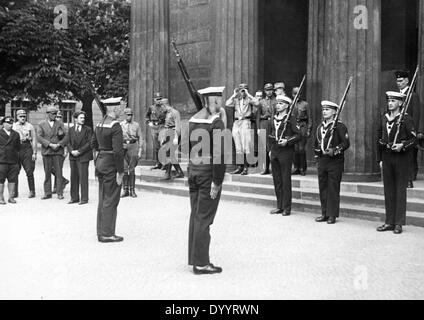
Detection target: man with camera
<box><xmin>226</xmin><ymin>83</ymin><xmax>256</xmax><ymax>175</ymax></box>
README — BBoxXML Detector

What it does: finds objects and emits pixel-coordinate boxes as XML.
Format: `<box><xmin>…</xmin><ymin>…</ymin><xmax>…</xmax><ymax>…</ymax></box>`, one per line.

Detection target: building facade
<box><xmin>129</xmin><ymin>0</ymin><xmax>424</xmax><ymax>181</ymax></box>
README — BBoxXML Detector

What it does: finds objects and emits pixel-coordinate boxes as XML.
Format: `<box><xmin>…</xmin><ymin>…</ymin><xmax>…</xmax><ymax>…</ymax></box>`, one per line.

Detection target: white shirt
<box><xmin>48</xmin><ymin>120</ymin><xmax>55</xmax><ymax>128</ymax></box>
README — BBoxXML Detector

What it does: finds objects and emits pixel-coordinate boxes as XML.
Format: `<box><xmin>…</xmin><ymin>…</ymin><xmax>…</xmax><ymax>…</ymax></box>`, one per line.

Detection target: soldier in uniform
<box><xmin>37</xmin><ymin>106</ymin><xmax>68</xmax><ymax>200</ymax></box>
<box><xmin>91</xmin><ymin>103</ymin><xmax>125</xmax><ymax>243</ymax></box>
<box><xmin>268</xmin><ymin>95</ymin><xmax>300</xmax><ymax>216</ymax></box>
<box><xmin>145</xmin><ymin>92</ymin><xmax>167</xmax><ymax>170</ymax></box>
<box><xmin>292</xmin><ymin>87</ymin><xmax>313</xmax><ymax>176</ymax></box>
<box><xmin>0</xmin><ymin>116</ymin><xmax>20</xmax><ymax>205</ymax></box>
<box><xmin>274</xmin><ymin>82</ymin><xmax>286</xmax><ymax>97</ymax></box>
<box><xmin>314</xmin><ymin>101</ymin><xmax>350</xmax><ymax>224</ymax></box>
<box><xmin>12</xmin><ymin>109</ymin><xmax>37</xmax><ymax>198</ymax></box>
<box><xmin>121</xmin><ymin>108</ymin><xmax>143</xmax><ymax>198</ymax></box>
<box><xmin>226</xmin><ymin>83</ymin><xmax>256</xmax><ymax>175</ymax></box>
<box><xmin>188</xmin><ymin>88</ymin><xmax>226</xmax><ymax>275</ymax></box>
<box><xmin>256</xmin><ymin>83</ymin><xmax>276</xmax><ymax>175</ymax></box>
<box><xmin>395</xmin><ymin>70</ymin><xmax>421</xmax><ymax>188</ymax></box>
<box><xmin>67</xmin><ymin>111</ymin><xmax>93</xmax><ymax>205</ymax></box>
<box><xmin>377</xmin><ymin>92</ymin><xmax>417</xmax><ymax>235</ymax></box>
<box><xmin>160</xmin><ymin>99</ymin><xmax>184</xmax><ymax>180</ymax></box>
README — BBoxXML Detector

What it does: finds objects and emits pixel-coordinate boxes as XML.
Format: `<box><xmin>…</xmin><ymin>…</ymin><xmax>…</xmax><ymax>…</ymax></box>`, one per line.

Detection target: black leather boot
<box><xmin>121</xmin><ymin>174</ymin><xmax>130</xmax><ymax>198</ymax></box>
<box><xmin>162</xmin><ymin>164</ymin><xmax>172</xmax><ymax>181</ymax></box>
<box><xmin>129</xmin><ymin>174</ymin><xmax>137</xmax><ymax>198</ymax></box>
<box><xmin>28</xmin><ymin>175</ymin><xmax>35</xmax><ymax>198</ymax></box>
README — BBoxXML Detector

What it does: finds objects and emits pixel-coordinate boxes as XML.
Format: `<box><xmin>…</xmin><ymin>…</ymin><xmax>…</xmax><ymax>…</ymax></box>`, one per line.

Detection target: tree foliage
<box><xmin>0</xmin><ymin>0</ymin><xmax>131</xmax><ymax>127</ymax></box>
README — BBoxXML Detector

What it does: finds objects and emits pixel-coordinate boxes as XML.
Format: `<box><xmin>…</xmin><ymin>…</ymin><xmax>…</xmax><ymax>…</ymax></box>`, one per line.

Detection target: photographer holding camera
<box><xmin>226</xmin><ymin>83</ymin><xmax>256</xmax><ymax>175</ymax></box>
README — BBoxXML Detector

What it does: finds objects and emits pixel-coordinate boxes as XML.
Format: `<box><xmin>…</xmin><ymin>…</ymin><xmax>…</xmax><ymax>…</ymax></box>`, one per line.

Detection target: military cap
<box><xmin>73</xmin><ymin>111</ymin><xmax>86</xmax><ymax>119</ymax></box>
<box><xmin>46</xmin><ymin>106</ymin><xmax>58</xmax><ymax>114</ymax></box>
<box><xmin>395</xmin><ymin>70</ymin><xmax>410</xmax><ymax>80</ymax></box>
<box><xmin>276</xmin><ymin>95</ymin><xmax>292</xmax><ymax>105</ymax></box>
<box><xmin>264</xmin><ymin>83</ymin><xmax>274</xmax><ymax>90</ymax></box>
<box><xmin>274</xmin><ymin>82</ymin><xmax>286</xmax><ymax>90</ymax></box>
<box><xmin>16</xmin><ymin>109</ymin><xmax>26</xmax><ymax>117</ymax></box>
<box><xmin>239</xmin><ymin>83</ymin><xmax>249</xmax><ymax>90</ymax></box>
<box><xmin>102</xmin><ymin>97</ymin><xmax>123</xmax><ymax>106</ymax></box>
<box><xmin>124</xmin><ymin>108</ymin><xmax>134</xmax><ymax>115</ymax></box>
<box><xmin>321</xmin><ymin>100</ymin><xmax>339</xmax><ymax>110</ymax></box>
<box><xmin>386</xmin><ymin>91</ymin><xmax>406</xmax><ymax>101</ymax></box>
<box><xmin>154</xmin><ymin>92</ymin><xmax>163</xmax><ymax>101</ymax></box>
<box><xmin>1</xmin><ymin>116</ymin><xmax>14</xmax><ymax>125</ymax></box>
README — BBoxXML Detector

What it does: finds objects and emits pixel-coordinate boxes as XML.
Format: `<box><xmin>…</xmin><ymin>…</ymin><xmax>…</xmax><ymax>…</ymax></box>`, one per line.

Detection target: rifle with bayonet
<box><xmin>392</xmin><ymin>65</ymin><xmax>419</xmax><ymax>146</ymax></box>
<box><xmin>278</xmin><ymin>75</ymin><xmax>307</xmax><ymax>142</ymax></box>
<box><xmin>171</xmin><ymin>40</ymin><xmax>204</xmax><ymax>111</ymax></box>
<box><xmin>325</xmin><ymin>76</ymin><xmax>353</xmax><ymax>151</ymax></box>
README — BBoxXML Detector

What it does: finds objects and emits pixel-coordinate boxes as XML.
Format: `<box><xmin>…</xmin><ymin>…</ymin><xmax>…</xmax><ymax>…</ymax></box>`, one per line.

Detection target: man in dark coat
<box><xmin>67</xmin><ymin>111</ymin><xmax>93</xmax><ymax>205</ymax></box>
<box><xmin>0</xmin><ymin>116</ymin><xmax>21</xmax><ymax>204</ymax></box>
<box><xmin>37</xmin><ymin>106</ymin><xmax>68</xmax><ymax>200</ymax></box>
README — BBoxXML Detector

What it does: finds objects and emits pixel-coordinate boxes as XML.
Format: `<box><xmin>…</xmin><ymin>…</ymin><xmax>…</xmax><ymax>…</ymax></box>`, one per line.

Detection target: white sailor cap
<box><xmin>276</xmin><ymin>95</ymin><xmax>292</xmax><ymax>105</ymax></box>
<box><xmin>198</xmin><ymin>86</ymin><xmax>226</xmax><ymax>97</ymax></box>
<box><xmin>321</xmin><ymin>100</ymin><xmax>339</xmax><ymax>110</ymax></box>
<box><xmin>386</xmin><ymin>91</ymin><xmax>406</xmax><ymax>101</ymax></box>
<box><xmin>101</xmin><ymin>97</ymin><xmax>123</xmax><ymax>106</ymax></box>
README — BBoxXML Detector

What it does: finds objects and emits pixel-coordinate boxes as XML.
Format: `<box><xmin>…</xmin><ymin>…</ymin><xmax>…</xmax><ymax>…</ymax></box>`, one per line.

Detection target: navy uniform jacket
<box><xmin>377</xmin><ymin>113</ymin><xmax>416</xmax><ymax>162</ymax></box>
<box><xmin>67</xmin><ymin>125</ymin><xmax>94</xmax><ymax>163</ymax></box>
<box><xmin>267</xmin><ymin>114</ymin><xmax>301</xmax><ymax>155</ymax></box>
<box><xmin>314</xmin><ymin>121</ymin><xmax>350</xmax><ymax>159</ymax></box>
<box><xmin>0</xmin><ymin>129</ymin><xmax>21</xmax><ymax>164</ymax></box>
<box><xmin>188</xmin><ymin>109</ymin><xmax>226</xmax><ymax>186</ymax></box>
<box><xmin>91</xmin><ymin>118</ymin><xmax>125</xmax><ymax>174</ymax></box>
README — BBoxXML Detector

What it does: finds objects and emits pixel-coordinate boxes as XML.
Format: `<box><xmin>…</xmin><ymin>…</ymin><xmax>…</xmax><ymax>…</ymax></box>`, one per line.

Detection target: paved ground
<box><xmin>1</xmin><ymin>160</ymin><xmax>424</xmax><ymax>300</ymax></box>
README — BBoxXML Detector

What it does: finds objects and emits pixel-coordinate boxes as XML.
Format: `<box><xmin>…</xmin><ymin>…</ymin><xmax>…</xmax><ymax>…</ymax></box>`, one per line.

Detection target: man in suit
<box><xmin>395</xmin><ymin>70</ymin><xmax>421</xmax><ymax>188</ymax></box>
<box><xmin>52</xmin><ymin>111</ymin><xmax>69</xmax><ymax>194</ymax></box>
<box><xmin>37</xmin><ymin>106</ymin><xmax>68</xmax><ymax>200</ymax></box>
<box><xmin>67</xmin><ymin>111</ymin><xmax>93</xmax><ymax>205</ymax></box>
<box><xmin>0</xmin><ymin>116</ymin><xmax>21</xmax><ymax>204</ymax></box>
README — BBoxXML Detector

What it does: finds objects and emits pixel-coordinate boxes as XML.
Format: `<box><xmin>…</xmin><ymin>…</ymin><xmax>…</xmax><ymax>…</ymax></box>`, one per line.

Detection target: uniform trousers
<box><xmin>294</xmin><ymin>123</ymin><xmax>309</xmax><ymax>172</ymax></box>
<box><xmin>96</xmin><ymin>153</ymin><xmax>122</xmax><ymax>237</ymax></box>
<box><xmin>16</xmin><ymin>142</ymin><xmax>35</xmax><ymax>192</ymax></box>
<box><xmin>382</xmin><ymin>151</ymin><xmax>410</xmax><ymax>226</ymax></box>
<box><xmin>70</xmin><ymin>159</ymin><xmax>89</xmax><ymax>203</ymax></box>
<box><xmin>43</xmin><ymin>155</ymin><xmax>63</xmax><ymax>196</ymax></box>
<box><xmin>232</xmin><ymin>119</ymin><xmax>251</xmax><ymax>155</ymax></box>
<box><xmin>188</xmin><ymin>165</ymin><xmax>222</xmax><ymax>267</ymax></box>
<box><xmin>271</xmin><ymin>148</ymin><xmax>294</xmax><ymax>212</ymax></box>
<box><xmin>258</xmin><ymin>119</ymin><xmax>271</xmax><ymax>170</ymax></box>
<box><xmin>150</xmin><ymin>126</ymin><xmax>163</xmax><ymax>164</ymax></box>
<box><xmin>317</xmin><ymin>156</ymin><xmax>344</xmax><ymax>218</ymax></box>
<box><xmin>124</xmin><ymin>142</ymin><xmax>139</xmax><ymax>175</ymax></box>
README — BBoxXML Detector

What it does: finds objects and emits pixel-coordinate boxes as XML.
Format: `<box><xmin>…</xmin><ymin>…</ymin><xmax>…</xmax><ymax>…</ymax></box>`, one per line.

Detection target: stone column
<box><xmin>417</xmin><ymin>0</ymin><xmax>424</xmax><ymax>133</ymax></box>
<box><xmin>307</xmin><ymin>0</ymin><xmax>381</xmax><ymax>181</ymax></box>
<box><xmin>129</xmin><ymin>0</ymin><xmax>169</xmax><ymax>161</ymax></box>
<box><xmin>211</xmin><ymin>0</ymin><xmax>260</xmax><ymax>130</ymax></box>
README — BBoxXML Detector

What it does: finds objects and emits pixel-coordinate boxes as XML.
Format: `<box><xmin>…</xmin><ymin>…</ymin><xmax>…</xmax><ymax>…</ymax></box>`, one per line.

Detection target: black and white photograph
<box><xmin>1</xmin><ymin>0</ymin><xmax>424</xmax><ymax>305</ymax></box>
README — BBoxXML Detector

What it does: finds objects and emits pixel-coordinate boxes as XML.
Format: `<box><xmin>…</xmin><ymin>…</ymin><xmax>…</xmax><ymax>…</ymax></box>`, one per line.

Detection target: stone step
<box><xmin>138</xmin><ymin>173</ymin><xmax>424</xmax><ymax>213</ymax></box>
<box><xmin>136</xmin><ymin>181</ymin><xmax>424</xmax><ymax>228</ymax></box>
<box><xmin>137</xmin><ymin>166</ymin><xmax>424</xmax><ymax>200</ymax></box>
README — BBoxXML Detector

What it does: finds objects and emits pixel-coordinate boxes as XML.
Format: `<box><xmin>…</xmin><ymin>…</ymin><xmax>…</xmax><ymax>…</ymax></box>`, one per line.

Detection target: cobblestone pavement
<box><xmin>1</xmin><ymin>160</ymin><xmax>424</xmax><ymax>300</ymax></box>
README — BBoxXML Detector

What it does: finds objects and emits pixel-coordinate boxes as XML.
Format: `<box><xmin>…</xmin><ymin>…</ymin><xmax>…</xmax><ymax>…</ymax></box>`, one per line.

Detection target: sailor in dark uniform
<box><xmin>314</xmin><ymin>101</ymin><xmax>350</xmax><ymax>224</ymax></box>
<box><xmin>91</xmin><ymin>103</ymin><xmax>125</xmax><ymax>243</ymax></box>
<box><xmin>395</xmin><ymin>70</ymin><xmax>421</xmax><ymax>188</ymax></box>
<box><xmin>268</xmin><ymin>95</ymin><xmax>301</xmax><ymax>216</ymax></box>
<box><xmin>377</xmin><ymin>92</ymin><xmax>417</xmax><ymax>235</ymax></box>
<box><xmin>188</xmin><ymin>87</ymin><xmax>226</xmax><ymax>275</ymax></box>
